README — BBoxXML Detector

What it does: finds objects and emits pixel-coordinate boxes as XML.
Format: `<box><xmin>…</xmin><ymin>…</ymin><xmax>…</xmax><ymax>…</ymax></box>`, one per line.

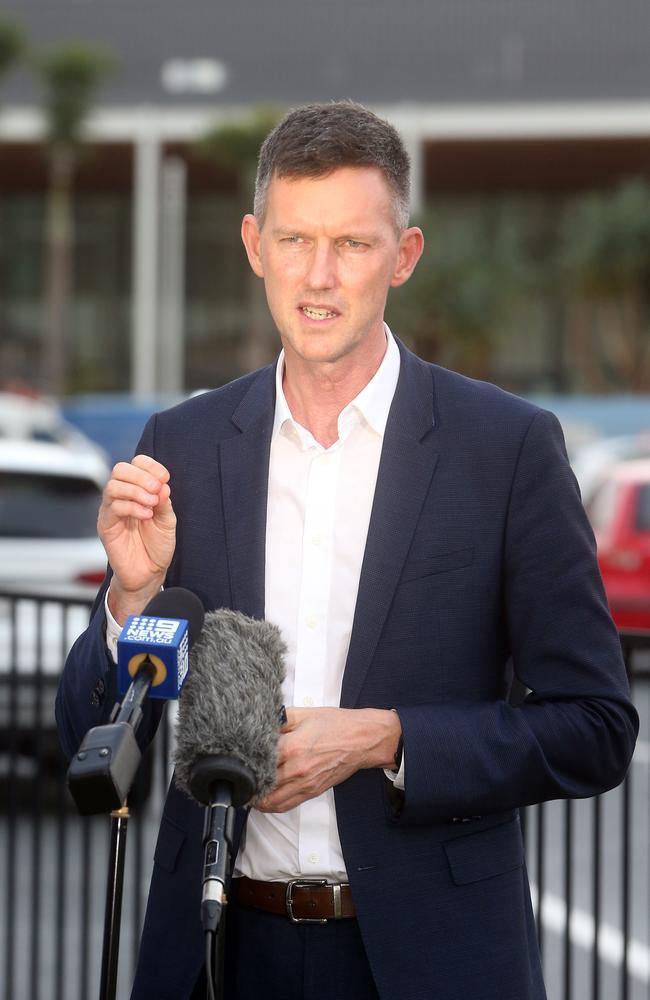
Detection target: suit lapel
<box><xmin>219</xmin><ymin>365</ymin><xmax>276</xmax><ymax>620</ymax></box>
<box><xmin>218</xmin><ymin>347</ymin><xmax>439</xmax><ymax>700</ymax></box>
<box><xmin>341</xmin><ymin>344</ymin><xmax>439</xmax><ymax>708</ymax></box>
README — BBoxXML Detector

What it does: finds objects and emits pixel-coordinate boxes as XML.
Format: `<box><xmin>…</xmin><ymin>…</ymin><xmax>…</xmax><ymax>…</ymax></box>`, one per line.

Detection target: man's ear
<box><xmin>241</xmin><ymin>213</ymin><xmax>264</xmax><ymax>277</ymax></box>
<box><xmin>390</xmin><ymin>226</ymin><xmax>424</xmax><ymax>288</ymax></box>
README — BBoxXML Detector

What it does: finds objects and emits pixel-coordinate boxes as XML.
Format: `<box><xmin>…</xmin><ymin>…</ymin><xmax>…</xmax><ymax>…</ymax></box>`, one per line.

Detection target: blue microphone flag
<box><xmin>118</xmin><ymin>613</ymin><xmax>190</xmax><ymax>699</ymax></box>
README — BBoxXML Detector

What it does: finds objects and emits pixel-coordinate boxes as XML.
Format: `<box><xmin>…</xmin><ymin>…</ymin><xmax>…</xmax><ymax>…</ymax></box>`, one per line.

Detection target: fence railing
<box><xmin>1</xmin><ymin>590</ymin><xmax>648</xmax><ymax>1000</ymax></box>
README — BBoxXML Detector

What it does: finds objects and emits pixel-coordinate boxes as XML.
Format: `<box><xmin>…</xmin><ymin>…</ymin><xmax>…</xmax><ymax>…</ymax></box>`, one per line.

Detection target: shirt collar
<box><xmin>273</xmin><ymin>325</ymin><xmax>400</xmax><ymax>447</ymax></box>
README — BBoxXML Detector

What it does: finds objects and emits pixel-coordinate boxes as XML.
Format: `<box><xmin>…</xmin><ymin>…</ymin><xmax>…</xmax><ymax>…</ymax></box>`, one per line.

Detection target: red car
<box><xmin>587</xmin><ymin>459</ymin><xmax>650</xmax><ymax>632</ymax></box>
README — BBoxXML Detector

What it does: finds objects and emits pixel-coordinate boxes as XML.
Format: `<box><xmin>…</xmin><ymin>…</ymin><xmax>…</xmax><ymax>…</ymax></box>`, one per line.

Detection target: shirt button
<box><xmin>302</xmin><ymin>696</ymin><xmax>314</xmax><ymax>707</ymax></box>
<box><xmin>308</xmin><ymin>852</ymin><xmax>320</xmax><ymax>864</ymax></box>
<box><xmin>306</xmin><ymin>615</ymin><xmax>318</xmax><ymax>629</ymax></box>
<box><xmin>310</xmin><ymin>533</ymin><xmax>322</xmax><ymax>546</ymax></box>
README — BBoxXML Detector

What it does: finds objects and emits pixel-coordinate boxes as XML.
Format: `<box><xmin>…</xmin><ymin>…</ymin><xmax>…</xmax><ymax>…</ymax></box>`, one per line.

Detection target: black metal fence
<box><xmin>1</xmin><ymin>591</ymin><xmax>648</xmax><ymax>1000</ymax></box>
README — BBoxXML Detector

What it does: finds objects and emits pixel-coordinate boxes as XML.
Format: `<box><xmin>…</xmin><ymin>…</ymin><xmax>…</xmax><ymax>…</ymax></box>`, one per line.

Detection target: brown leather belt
<box><xmin>232</xmin><ymin>876</ymin><xmax>355</xmax><ymax>923</ymax></box>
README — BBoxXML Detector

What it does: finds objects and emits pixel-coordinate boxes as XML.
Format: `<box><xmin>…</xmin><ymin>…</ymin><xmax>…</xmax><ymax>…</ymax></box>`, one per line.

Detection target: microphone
<box><xmin>67</xmin><ymin>588</ymin><xmax>205</xmax><ymax>815</ymax></box>
<box><xmin>174</xmin><ymin>609</ymin><xmax>286</xmax><ymax>933</ymax></box>
<box><xmin>117</xmin><ymin>591</ymin><xmax>200</xmax><ymax>700</ymax></box>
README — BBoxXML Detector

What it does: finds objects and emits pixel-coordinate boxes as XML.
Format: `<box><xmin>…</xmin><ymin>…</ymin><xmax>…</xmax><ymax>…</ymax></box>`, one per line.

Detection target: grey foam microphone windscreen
<box><xmin>174</xmin><ymin>609</ymin><xmax>286</xmax><ymax>803</ymax></box>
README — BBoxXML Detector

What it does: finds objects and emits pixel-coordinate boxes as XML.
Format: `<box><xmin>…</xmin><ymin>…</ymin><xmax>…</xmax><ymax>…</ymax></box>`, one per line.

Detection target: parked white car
<box><xmin>0</xmin><ymin>438</ymin><xmax>109</xmax><ymax>593</ymax></box>
<box><xmin>0</xmin><ymin>439</ymin><xmax>109</xmax><ymax>780</ymax></box>
<box><xmin>0</xmin><ymin>391</ymin><xmax>109</xmax><ymax>460</ymax></box>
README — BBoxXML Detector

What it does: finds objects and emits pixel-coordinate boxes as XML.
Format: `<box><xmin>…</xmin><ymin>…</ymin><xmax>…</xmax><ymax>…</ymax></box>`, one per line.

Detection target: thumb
<box><xmin>153</xmin><ymin>482</ymin><xmax>176</xmax><ymax>524</ymax></box>
<box><xmin>281</xmin><ymin>708</ymin><xmax>303</xmax><ymax>732</ymax></box>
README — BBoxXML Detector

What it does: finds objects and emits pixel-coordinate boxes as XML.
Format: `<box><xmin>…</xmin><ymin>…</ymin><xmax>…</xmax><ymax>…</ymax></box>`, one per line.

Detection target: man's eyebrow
<box><xmin>270</xmin><ymin>226</ymin><xmax>382</xmax><ymax>242</ymax></box>
<box><xmin>339</xmin><ymin>232</ymin><xmax>380</xmax><ymax>242</ymax></box>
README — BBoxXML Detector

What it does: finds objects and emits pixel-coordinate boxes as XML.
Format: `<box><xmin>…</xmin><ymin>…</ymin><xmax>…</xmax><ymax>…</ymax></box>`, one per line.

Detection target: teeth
<box><xmin>302</xmin><ymin>306</ymin><xmax>335</xmax><ymax>320</ymax></box>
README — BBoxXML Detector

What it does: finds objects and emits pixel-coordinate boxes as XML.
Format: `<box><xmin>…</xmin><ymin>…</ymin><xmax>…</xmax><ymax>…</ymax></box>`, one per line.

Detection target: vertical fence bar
<box><xmin>132</xmin><ymin>802</ymin><xmax>144</xmax><ymax>977</ymax></box>
<box><xmin>55</xmin><ymin>602</ymin><xmax>73</xmax><ymax>1000</ymax></box>
<box><xmin>592</xmin><ymin>794</ymin><xmax>601</xmax><ymax>1000</ymax></box>
<box><xmin>29</xmin><ymin>600</ymin><xmax>46</xmax><ymax>1000</ymax></box>
<box><xmin>80</xmin><ymin>818</ymin><xmax>92</xmax><ymax>1000</ymax></box>
<box><xmin>55</xmin><ymin>752</ymin><xmax>68</xmax><ymax>1000</ymax></box>
<box><xmin>536</xmin><ymin>802</ymin><xmax>545</xmax><ymax>960</ymax></box>
<box><xmin>621</xmin><ymin>773</ymin><xmax>631</xmax><ymax>1000</ymax></box>
<box><xmin>4</xmin><ymin>597</ymin><xmax>18</xmax><ymax>1000</ymax></box>
<box><xmin>564</xmin><ymin>798</ymin><xmax>574</xmax><ymax>1000</ymax></box>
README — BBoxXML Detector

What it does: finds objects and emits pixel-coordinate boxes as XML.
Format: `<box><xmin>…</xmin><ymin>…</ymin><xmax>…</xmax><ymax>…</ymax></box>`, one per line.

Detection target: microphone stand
<box><xmin>67</xmin><ymin>661</ymin><xmax>157</xmax><ymax>1000</ymax></box>
<box><xmin>189</xmin><ymin>755</ymin><xmax>256</xmax><ymax>1000</ymax></box>
<box><xmin>99</xmin><ymin>803</ymin><xmax>130</xmax><ymax>1000</ymax></box>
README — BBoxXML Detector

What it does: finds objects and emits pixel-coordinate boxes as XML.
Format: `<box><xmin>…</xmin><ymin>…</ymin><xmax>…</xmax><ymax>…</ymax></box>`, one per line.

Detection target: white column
<box><xmin>158</xmin><ymin>156</ymin><xmax>187</xmax><ymax>394</ymax></box>
<box><xmin>131</xmin><ymin>121</ymin><xmax>161</xmax><ymax>397</ymax></box>
<box><xmin>403</xmin><ymin>132</ymin><xmax>425</xmax><ymax>220</ymax></box>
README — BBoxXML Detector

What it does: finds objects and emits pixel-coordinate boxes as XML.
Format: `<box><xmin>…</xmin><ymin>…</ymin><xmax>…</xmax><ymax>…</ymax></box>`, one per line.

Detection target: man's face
<box><xmin>241</xmin><ymin>166</ymin><xmax>423</xmax><ymax>370</ymax></box>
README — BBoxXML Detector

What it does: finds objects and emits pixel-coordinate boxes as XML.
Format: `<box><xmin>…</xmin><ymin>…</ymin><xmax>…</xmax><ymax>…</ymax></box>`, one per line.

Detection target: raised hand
<box><xmin>97</xmin><ymin>454</ymin><xmax>177</xmax><ymax>622</ymax></box>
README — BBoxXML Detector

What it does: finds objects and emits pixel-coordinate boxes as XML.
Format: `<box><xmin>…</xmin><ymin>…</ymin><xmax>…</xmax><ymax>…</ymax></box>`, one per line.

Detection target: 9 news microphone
<box><xmin>174</xmin><ymin>609</ymin><xmax>286</xmax><ymax>933</ymax></box>
<box><xmin>67</xmin><ymin>587</ymin><xmax>205</xmax><ymax>815</ymax></box>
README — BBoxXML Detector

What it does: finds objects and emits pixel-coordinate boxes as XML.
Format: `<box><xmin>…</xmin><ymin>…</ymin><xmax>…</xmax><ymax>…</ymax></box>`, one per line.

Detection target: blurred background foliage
<box><xmin>0</xmin><ymin>18</ymin><xmax>24</xmax><ymax>83</ymax></box>
<box><xmin>388</xmin><ymin>199</ymin><xmax>533</xmax><ymax>379</ymax></box>
<box><xmin>390</xmin><ymin>181</ymin><xmax>650</xmax><ymax>391</ymax></box>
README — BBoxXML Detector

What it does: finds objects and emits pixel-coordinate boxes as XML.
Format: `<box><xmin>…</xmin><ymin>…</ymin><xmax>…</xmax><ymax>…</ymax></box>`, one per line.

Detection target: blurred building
<box><xmin>2</xmin><ymin>0</ymin><xmax>650</xmax><ymax>395</ymax></box>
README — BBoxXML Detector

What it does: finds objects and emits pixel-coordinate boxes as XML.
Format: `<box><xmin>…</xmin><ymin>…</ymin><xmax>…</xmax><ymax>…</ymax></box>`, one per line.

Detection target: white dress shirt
<box><xmin>237</xmin><ymin>327</ymin><xmax>401</xmax><ymax>882</ymax></box>
<box><xmin>105</xmin><ymin>326</ymin><xmax>402</xmax><ymax>883</ymax></box>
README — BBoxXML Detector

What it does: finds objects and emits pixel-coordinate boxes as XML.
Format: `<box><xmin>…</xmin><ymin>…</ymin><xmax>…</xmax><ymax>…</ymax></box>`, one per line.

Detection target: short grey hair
<box><xmin>253</xmin><ymin>101</ymin><xmax>411</xmax><ymax>231</ymax></box>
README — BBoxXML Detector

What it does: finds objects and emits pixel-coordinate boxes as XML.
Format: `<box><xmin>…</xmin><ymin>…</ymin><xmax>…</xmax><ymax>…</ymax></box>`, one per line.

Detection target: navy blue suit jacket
<box><xmin>57</xmin><ymin>341</ymin><xmax>638</xmax><ymax>1000</ymax></box>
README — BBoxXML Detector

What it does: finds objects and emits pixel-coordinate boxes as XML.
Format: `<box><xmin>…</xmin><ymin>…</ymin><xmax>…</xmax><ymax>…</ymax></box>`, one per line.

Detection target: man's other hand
<box><xmin>256</xmin><ymin>707</ymin><xmax>402</xmax><ymax>813</ymax></box>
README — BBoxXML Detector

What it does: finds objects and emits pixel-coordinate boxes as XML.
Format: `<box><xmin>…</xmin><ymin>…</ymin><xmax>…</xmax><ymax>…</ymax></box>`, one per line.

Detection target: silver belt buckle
<box><xmin>285</xmin><ymin>878</ymin><xmax>328</xmax><ymax>923</ymax></box>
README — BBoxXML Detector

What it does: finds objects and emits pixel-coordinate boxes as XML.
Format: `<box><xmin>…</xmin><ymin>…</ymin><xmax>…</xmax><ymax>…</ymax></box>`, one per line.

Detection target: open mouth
<box><xmin>300</xmin><ymin>305</ymin><xmax>338</xmax><ymax>321</ymax></box>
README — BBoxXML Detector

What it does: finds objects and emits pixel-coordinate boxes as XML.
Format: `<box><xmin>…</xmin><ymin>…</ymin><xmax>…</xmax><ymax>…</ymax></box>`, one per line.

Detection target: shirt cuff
<box><xmin>104</xmin><ymin>589</ymin><xmax>122</xmax><ymax>664</ymax></box>
<box><xmin>383</xmin><ymin>754</ymin><xmax>405</xmax><ymax>791</ymax></box>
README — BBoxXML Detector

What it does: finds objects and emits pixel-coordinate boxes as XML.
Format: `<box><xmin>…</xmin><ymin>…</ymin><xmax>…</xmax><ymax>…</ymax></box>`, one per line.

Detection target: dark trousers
<box><xmin>191</xmin><ymin>897</ymin><xmax>380</xmax><ymax>1000</ymax></box>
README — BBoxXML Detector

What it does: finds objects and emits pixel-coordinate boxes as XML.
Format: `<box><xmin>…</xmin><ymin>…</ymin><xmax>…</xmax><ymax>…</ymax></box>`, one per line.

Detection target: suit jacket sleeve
<box><xmin>395</xmin><ymin>408</ymin><xmax>638</xmax><ymax>825</ymax></box>
<box><xmin>55</xmin><ymin>415</ymin><xmax>165</xmax><ymax>761</ymax></box>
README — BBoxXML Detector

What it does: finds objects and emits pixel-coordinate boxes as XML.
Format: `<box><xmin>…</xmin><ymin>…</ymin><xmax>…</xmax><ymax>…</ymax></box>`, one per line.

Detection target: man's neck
<box><xmin>282</xmin><ymin>335</ymin><xmax>387</xmax><ymax>449</ymax></box>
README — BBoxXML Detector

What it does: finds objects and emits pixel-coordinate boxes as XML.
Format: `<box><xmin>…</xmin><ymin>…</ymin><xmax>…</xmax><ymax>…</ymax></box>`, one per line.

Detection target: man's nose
<box><xmin>305</xmin><ymin>242</ymin><xmax>337</xmax><ymax>289</ymax></box>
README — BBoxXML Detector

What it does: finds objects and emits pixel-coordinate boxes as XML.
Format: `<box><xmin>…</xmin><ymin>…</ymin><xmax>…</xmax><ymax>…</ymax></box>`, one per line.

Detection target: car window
<box><xmin>586</xmin><ymin>479</ymin><xmax>619</xmax><ymax>532</ymax></box>
<box><xmin>635</xmin><ymin>484</ymin><xmax>650</xmax><ymax>532</ymax></box>
<box><xmin>0</xmin><ymin>472</ymin><xmax>101</xmax><ymax>538</ymax></box>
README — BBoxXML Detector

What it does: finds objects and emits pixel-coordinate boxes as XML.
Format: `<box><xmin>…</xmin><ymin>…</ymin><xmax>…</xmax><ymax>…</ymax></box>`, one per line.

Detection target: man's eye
<box><xmin>283</xmin><ymin>236</ymin><xmax>304</xmax><ymax>245</ymax></box>
<box><xmin>344</xmin><ymin>239</ymin><xmax>365</xmax><ymax>249</ymax></box>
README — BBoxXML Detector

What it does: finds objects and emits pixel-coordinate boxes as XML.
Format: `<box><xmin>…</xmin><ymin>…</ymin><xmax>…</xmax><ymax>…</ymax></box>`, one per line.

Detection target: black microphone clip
<box><xmin>190</xmin><ymin>755</ymin><xmax>256</xmax><ymax>933</ymax></box>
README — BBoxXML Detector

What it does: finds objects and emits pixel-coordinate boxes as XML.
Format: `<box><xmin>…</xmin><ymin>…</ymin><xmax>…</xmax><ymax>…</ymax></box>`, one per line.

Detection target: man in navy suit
<box><xmin>57</xmin><ymin>102</ymin><xmax>637</xmax><ymax>1000</ymax></box>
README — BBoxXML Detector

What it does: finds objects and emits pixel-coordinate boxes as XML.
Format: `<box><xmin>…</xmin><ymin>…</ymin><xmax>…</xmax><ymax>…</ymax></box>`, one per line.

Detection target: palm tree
<box><xmin>34</xmin><ymin>42</ymin><xmax>113</xmax><ymax>397</ymax></box>
<box><xmin>198</xmin><ymin>108</ymin><xmax>281</xmax><ymax>372</ymax></box>
<box><xmin>0</xmin><ymin>18</ymin><xmax>24</xmax><ymax>83</ymax></box>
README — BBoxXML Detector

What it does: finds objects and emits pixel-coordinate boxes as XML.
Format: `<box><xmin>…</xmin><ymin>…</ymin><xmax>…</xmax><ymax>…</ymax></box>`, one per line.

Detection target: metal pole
<box><xmin>159</xmin><ymin>156</ymin><xmax>187</xmax><ymax>394</ymax></box>
<box><xmin>402</xmin><ymin>131</ymin><xmax>425</xmax><ymax>219</ymax></box>
<box><xmin>99</xmin><ymin>805</ymin><xmax>130</xmax><ymax>1000</ymax></box>
<box><xmin>131</xmin><ymin>121</ymin><xmax>161</xmax><ymax>398</ymax></box>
